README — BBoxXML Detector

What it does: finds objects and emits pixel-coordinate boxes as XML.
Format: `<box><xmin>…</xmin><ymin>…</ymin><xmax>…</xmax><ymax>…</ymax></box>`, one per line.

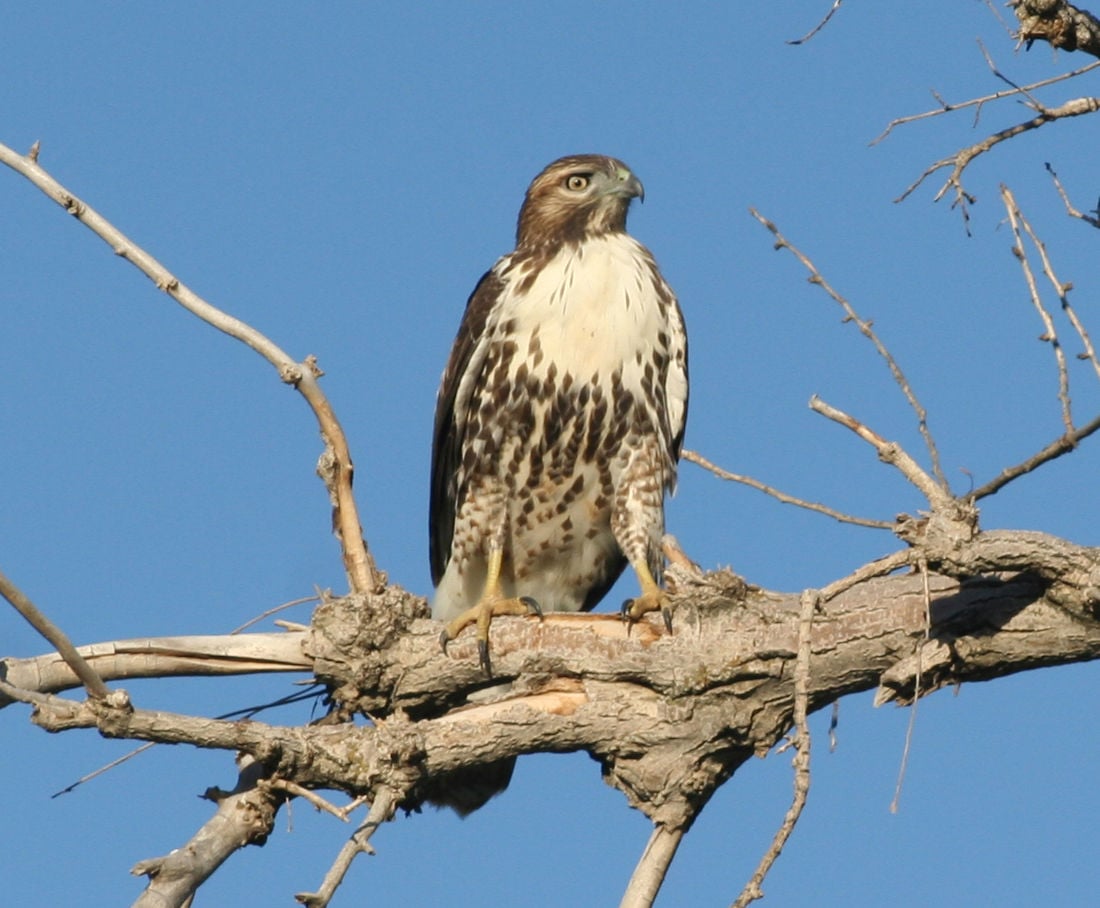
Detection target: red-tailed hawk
<box><xmin>430</xmin><ymin>154</ymin><xmax>688</xmax><ymax>674</ymax></box>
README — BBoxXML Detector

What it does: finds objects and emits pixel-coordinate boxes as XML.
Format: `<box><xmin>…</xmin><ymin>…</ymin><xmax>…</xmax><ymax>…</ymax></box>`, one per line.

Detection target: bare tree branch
<box><xmin>0</xmin><ymin>631</ymin><xmax>310</xmax><ymax>706</ymax></box>
<box><xmin>682</xmin><ymin>449</ymin><xmax>894</xmax><ymax>529</ymax></box>
<box><xmin>1046</xmin><ymin>161</ymin><xmax>1100</xmax><ymax>229</ymax></box>
<box><xmin>808</xmin><ymin>397</ymin><xmax>956</xmax><ymax>513</ymax></box>
<box><xmin>0</xmin><ymin>141</ymin><xmax>382</xmax><ymax>596</ymax></box>
<box><xmin>267</xmin><ymin>780</ymin><xmax>362</xmax><ymax>823</ymax></box>
<box><xmin>787</xmin><ymin>0</ymin><xmax>843</xmax><ymax>45</ymax></box>
<box><xmin>132</xmin><ymin>755</ymin><xmax>281</xmax><ymax>908</ymax></box>
<box><xmin>1018</xmin><ymin>182</ymin><xmax>1100</xmax><ymax>383</ymax></box>
<box><xmin>620</xmin><ymin>825</ymin><xmax>686</xmax><ymax>908</ymax></box>
<box><xmin>888</xmin><ymin>559</ymin><xmax>932</xmax><ymax>813</ymax></box>
<box><xmin>872</xmin><ymin>59</ymin><xmax>1100</xmax><ymax>144</ymax></box>
<box><xmin>751</xmin><ymin>209</ymin><xmax>948</xmax><ymax>488</ymax></box>
<box><xmin>896</xmin><ymin>96</ymin><xmax>1100</xmax><ymax>224</ymax></box>
<box><xmin>295</xmin><ymin>788</ymin><xmax>398</xmax><ymax>907</ymax></box>
<box><xmin>0</xmin><ymin>567</ymin><xmax>110</xmax><ymax>700</ymax></box>
<box><xmin>731</xmin><ymin>589</ymin><xmax>817</xmax><ymax>908</ymax></box>
<box><xmin>971</xmin><ymin>411</ymin><xmax>1100</xmax><ymax>499</ymax></box>
<box><xmin>1001</xmin><ymin>184</ymin><xmax>1074</xmax><ymax>434</ymax></box>
<box><xmin>2</xmin><ymin>525</ymin><xmax>1099</xmax><ymax>906</ymax></box>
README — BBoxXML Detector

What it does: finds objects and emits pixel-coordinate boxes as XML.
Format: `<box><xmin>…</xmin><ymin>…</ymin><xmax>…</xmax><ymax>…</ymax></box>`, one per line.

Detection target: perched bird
<box><xmin>430</xmin><ymin>154</ymin><xmax>688</xmax><ymax>677</ymax></box>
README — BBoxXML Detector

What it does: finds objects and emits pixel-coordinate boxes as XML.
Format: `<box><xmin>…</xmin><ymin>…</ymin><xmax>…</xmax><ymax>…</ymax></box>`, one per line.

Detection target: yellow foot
<box><xmin>439</xmin><ymin>595</ymin><xmax>542</xmax><ymax>675</ymax></box>
<box><xmin>620</xmin><ymin>590</ymin><xmax>673</xmax><ymax>634</ymax></box>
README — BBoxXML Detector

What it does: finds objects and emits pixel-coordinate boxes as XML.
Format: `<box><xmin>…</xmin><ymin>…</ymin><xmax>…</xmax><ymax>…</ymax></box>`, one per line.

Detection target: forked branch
<box><xmin>296</xmin><ymin>788</ymin><xmax>398</xmax><ymax>907</ymax></box>
<box><xmin>968</xmin><ymin>188</ymin><xmax>1100</xmax><ymax>500</ymax></box>
<box><xmin>896</xmin><ymin>96</ymin><xmax>1100</xmax><ymax>226</ymax></box>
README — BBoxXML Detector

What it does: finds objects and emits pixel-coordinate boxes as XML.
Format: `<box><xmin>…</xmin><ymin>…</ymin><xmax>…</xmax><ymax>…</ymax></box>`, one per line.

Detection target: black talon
<box><xmin>520</xmin><ymin>595</ymin><xmax>543</xmax><ymax>618</ymax></box>
<box><xmin>620</xmin><ymin>598</ymin><xmax>636</xmax><ymax>636</ymax></box>
<box><xmin>439</xmin><ymin>628</ymin><xmax>451</xmax><ymax>654</ymax></box>
<box><xmin>661</xmin><ymin>607</ymin><xmax>673</xmax><ymax>634</ymax></box>
<box><xmin>477</xmin><ymin>639</ymin><xmax>493</xmax><ymax>676</ymax></box>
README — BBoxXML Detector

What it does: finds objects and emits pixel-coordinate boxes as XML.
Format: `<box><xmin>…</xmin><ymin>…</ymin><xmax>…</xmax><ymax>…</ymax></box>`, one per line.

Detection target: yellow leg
<box><xmin>439</xmin><ymin>547</ymin><xmax>542</xmax><ymax>674</ymax></box>
<box><xmin>620</xmin><ymin>559</ymin><xmax>673</xmax><ymax>633</ymax></box>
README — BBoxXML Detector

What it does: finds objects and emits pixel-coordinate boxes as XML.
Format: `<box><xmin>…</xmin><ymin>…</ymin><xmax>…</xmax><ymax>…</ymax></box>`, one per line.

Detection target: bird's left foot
<box><xmin>439</xmin><ymin>595</ymin><xmax>542</xmax><ymax>675</ymax></box>
<box><xmin>621</xmin><ymin>589</ymin><xmax>673</xmax><ymax>634</ymax></box>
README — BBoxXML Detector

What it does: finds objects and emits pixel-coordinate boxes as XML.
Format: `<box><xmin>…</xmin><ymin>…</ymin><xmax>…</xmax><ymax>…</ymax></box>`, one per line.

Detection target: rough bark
<box><xmin>1012</xmin><ymin>0</ymin><xmax>1100</xmax><ymax>56</ymax></box>
<box><xmin>18</xmin><ymin>528</ymin><xmax>1100</xmax><ymax>836</ymax></box>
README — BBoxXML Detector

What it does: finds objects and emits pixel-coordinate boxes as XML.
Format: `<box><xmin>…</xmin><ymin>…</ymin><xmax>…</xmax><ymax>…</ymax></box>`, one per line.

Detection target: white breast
<box><xmin>499</xmin><ymin>234</ymin><xmax>664</xmax><ymax>380</ymax></box>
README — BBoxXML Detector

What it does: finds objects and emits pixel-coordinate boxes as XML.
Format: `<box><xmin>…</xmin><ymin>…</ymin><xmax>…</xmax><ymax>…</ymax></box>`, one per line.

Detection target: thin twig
<box><xmin>872</xmin><ymin>59</ymin><xmax>1100</xmax><ymax>144</ymax></box>
<box><xmin>1001</xmin><ymin>185</ymin><xmax>1074</xmax><ymax>433</ymax></box>
<box><xmin>619</xmin><ymin>825</ymin><xmax>687</xmax><ymax>908</ymax></box>
<box><xmin>229</xmin><ymin>595</ymin><xmax>321</xmax><ymax>634</ymax></box>
<box><xmin>972</xmin><ymin>410</ymin><xmax>1100</xmax><ymax>499</ymax></box>
<box><xmin>731</xmin><ymin>589</ymin><xmax>817</xmax><ymax>908</ymax></box>
<box><xmin>1046</xmin><ymin>162</ymin><xmax>1100</xmax><ymax>229</ymax></box>
<box><xmin>1040</xmin><ymin>169</ymin><xmax>1100</xmax><ymax>380</ymax></box>
<box><xmin>682</xmin><ymin>449</ymin><xmax>893</xmax><ymax>529</ymax></box>
<box><xmin>51</xmin><ymin>742</ymin><xmax>157</xmax><ymax>798</ymax></box>
<box><xmin>787</xmin><ymin>0</ymin><xmax>843</xmax><ymax>45</ymax></box>
<box><xmin>889</xmin><ymin>558</ymin><xmax>932</xmax><ymax>814</ymax></box>
<box><xmin>295</xmin><ymin>788</ymin><xmax>397</xmax><ymax>907</ymax></box>
<box><xmin>896</xmin><ymin>96</ymin><xmax>1100</xmax><ymax>225</ymax></box>
<box><xmin>978</xmin><ymin>39</ymin><xmax>1045</xmax><ymax>114</ymax></box>
<box><xmin>0</xmin><ymin>568</ymin><xmax>110</xmax><ymax>700</ymax></box>
<box><xmin>267</xmin><ymin>780</ymin><xmax>356</xmax><ymax>822</ymax></box>
<box><xmin>750</xmin><ymin>208</ymin><xmax>947</xmax><ymax>488</ymax></box>
<box><xmin>0</xmin><ymin>141</ymin><xmax>381</xmax><ymax>596</ymax></box>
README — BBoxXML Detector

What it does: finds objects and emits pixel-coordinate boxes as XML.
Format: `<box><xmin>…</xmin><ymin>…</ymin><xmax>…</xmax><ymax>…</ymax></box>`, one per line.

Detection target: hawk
<box><xmin>430</xmin><ymin>154</ymin><xmax>688</xmax><ymax>673</ymax></box>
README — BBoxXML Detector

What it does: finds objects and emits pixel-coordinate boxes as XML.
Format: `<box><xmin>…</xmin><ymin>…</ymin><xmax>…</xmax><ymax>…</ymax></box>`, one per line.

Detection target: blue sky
<box><xmin>3</xmin><ymin>3</ymin><xmax>1099</xmax><ymax>906</ymax></box>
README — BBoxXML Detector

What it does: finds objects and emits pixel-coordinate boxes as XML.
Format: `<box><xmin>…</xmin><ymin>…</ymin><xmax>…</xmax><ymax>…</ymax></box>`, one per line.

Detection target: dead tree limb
<box><xmin>131</xmin><ymin>755</ymin><xmax>281</xmax><ymax>908</ymax></box>
<box><xmin>0</xmin><ymin>632</ymin><xmax>310</xmax><ymax>706</ymax></box>
<box><xmin>0</xmin><ymin>141</ymin><xmax>381</xmax><ymax>596</ymax></box>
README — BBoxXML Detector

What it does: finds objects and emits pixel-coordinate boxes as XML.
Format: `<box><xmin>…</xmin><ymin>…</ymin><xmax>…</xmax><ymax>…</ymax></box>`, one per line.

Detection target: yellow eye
<box><xmin>565</xmin><ymin>174</ymin><xmax>590</xmax><ymax>191</ymax></box>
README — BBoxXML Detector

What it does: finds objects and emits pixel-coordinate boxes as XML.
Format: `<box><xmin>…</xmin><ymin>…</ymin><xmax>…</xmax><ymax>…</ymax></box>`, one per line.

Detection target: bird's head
<box><xmin>516</xmin><ymin>154</ymin><xmax>644</xmax><ymax>249</ymax></box>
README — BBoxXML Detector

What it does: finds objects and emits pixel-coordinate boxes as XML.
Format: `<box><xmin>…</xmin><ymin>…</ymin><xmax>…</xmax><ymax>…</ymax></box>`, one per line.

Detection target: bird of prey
<box><xmin>430</xmin><ymin>154</ymin><xmax>688</xmax><ymax>675</ymax></box>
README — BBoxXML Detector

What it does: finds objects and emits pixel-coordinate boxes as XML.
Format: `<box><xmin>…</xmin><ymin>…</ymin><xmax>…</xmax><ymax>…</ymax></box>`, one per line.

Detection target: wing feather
<box><xmin>429</xmin><ymin>268</ymin><xmax>505</xmax><ymax>584</ymax></box>
<box><xmin>665</xmin><ymin>293</ymin><xmax>690</xmax><ymax>474</ymax></box>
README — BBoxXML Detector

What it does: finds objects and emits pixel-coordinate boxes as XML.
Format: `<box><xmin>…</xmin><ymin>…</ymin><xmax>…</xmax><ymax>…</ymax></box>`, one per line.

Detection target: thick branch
<box><xmin>19</xmin><ymin>530</ymin><xmax>1100</xmax><ymax>829</ymax></box>
<box><xmin>132</xmin><ymin>755</ymin><xmax>280</xmax><ymax>908</ymax></box>
<box><xmin>0</xmin><ymin>632</ymin><xmax>310</xmax><ymax>707</ymax></box>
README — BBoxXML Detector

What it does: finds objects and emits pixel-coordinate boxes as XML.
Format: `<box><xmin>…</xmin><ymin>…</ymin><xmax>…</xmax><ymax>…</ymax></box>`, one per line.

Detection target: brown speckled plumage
<box><xmin>431</xmin><ymin>153</ymin><xmax>688</xmax><ymax>625</ymax></box>
<box><xmin>427</xmin><ymin>154</ymin><xmax>688</xmax><ymax>813</ymax></box>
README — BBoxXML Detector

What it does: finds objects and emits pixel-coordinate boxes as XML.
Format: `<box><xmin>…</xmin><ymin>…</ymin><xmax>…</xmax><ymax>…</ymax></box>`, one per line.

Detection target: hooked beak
<box><xmin>610</xmin><ymin>166</ymin><xmax>645</xmax><ymax>203</ymax></box>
